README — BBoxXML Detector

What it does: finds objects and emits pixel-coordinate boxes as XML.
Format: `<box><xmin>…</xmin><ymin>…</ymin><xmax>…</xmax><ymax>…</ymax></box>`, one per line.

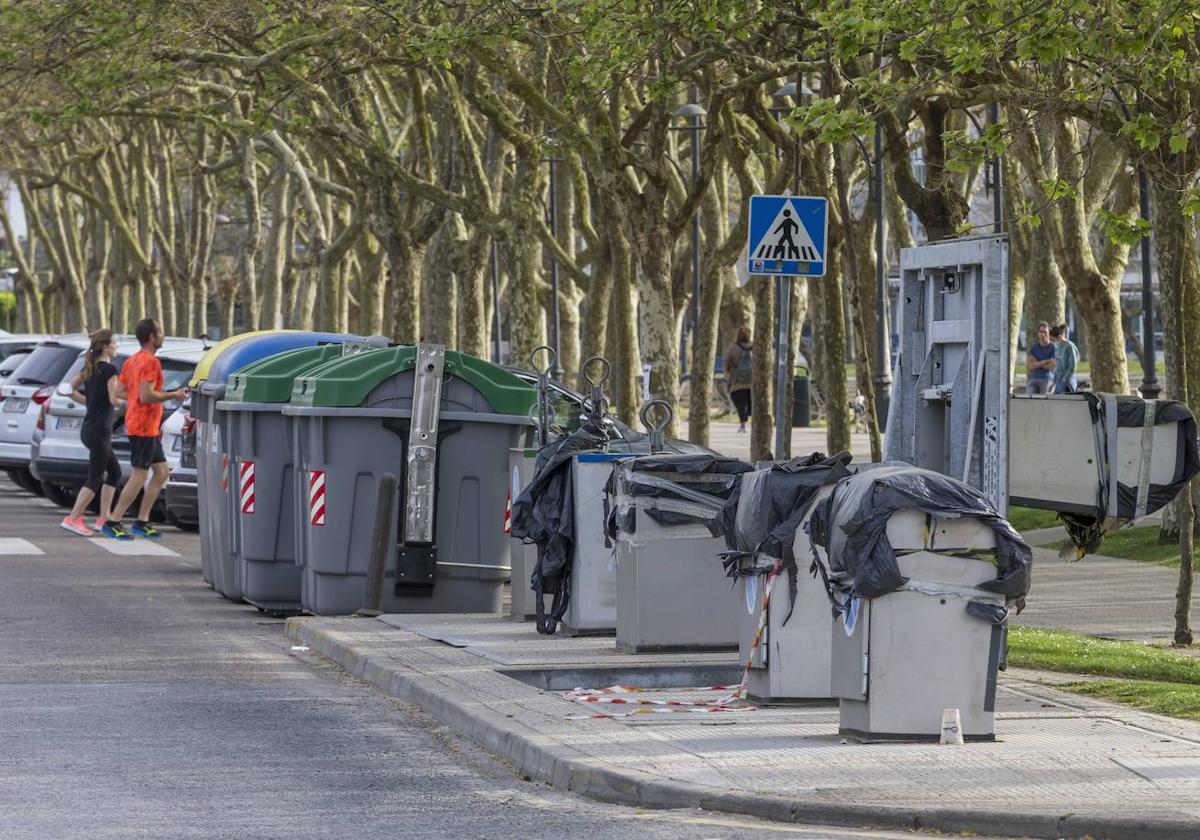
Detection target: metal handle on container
<box><xmin>529</xmin><ymin>345</ymin><xmax>556</xmax><ymax>448</ymax></box>
<box><xmin>640</xmin><ymin>399</ymin><xmax>673</xmax><ymax>454</ymax></box>
<box><xmin>581</xmin><ymin>355</ymin><xmax>612</xmax><ymax>420</ymax></box>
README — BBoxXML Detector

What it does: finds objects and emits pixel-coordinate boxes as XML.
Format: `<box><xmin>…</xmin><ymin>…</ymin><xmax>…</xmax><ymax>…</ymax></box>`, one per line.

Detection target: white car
<box><xmin>1</xmin><ymin>335</ymin><xmax>86</xmax><ymax>493</ymax></box>
<box><xmin>32</xmin><ymin>338</ymin><xmax>207</xmax><ymax>511</ymax></box>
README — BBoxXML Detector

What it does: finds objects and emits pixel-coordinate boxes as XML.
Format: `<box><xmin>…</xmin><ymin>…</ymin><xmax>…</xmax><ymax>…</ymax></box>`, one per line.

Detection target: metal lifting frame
<box><xmin>884</xmin><ymin>235</ymin><xmax>1011</xmax><ymax>514</ymax></box>
<box><xmin>405</xmin><ymin>343</ymin><xmax>445</xmax><ymax>546</ymax></box>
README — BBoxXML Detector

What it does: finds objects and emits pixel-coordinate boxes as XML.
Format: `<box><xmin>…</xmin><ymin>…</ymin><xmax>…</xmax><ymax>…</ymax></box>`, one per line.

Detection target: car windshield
<box><xmin>10</xmin><ymin>344</ymin><xmax>80</xmax><ymax>386</ymax></box>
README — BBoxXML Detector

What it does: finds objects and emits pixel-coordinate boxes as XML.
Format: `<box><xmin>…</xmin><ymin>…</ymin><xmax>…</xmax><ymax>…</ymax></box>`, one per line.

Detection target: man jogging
<box><xmin>109</xmin><ymin>318</ymin><xmax>187</xmax><ymax>538</ymax></box>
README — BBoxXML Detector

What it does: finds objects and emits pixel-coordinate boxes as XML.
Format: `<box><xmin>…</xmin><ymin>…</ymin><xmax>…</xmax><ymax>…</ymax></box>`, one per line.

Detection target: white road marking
<box><xmin>0</xmin><ymin>538</ymin><xmax>44</xmax><ymax>555</ymax></box>
<box><xmin>87</xmin><ymin>538</ymin><xmax>179</xmax><ymax>557</ymax></box>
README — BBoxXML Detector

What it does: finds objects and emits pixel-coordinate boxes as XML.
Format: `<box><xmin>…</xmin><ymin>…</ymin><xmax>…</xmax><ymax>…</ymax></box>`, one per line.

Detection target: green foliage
<box><xmin>1006</xmin><ymin>506</ymin><xmax>1059</xmax><ymax>532</ymax></box>
<box><xmin>1097</xmin><ymin>209</ymin><xmax>1151</xmax><ymax>246</ymax></box>
<box><xmin>1062</xmin><ymin>679</ymin><xmax>1200</xmax><ymax>720</ymax></box>
<box><xmin>788</xmin><ymin>98</ymin><xmax>872</xmax><ymax>145</ymax></box>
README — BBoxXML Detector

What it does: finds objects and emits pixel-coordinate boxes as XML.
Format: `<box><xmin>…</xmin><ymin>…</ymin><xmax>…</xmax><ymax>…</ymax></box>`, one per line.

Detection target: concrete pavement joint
<box><xmin>287</xmin><ymin>617</ymin><xmax>1200</xmax><ymax>840</ymax></box>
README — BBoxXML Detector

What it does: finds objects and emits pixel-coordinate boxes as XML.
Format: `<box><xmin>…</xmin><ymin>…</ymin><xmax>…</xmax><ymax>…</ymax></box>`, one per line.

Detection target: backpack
<box><xmin>730</xmin><ymin>345</ymin><xmax>753</xmax><ymax>387</ymax></box>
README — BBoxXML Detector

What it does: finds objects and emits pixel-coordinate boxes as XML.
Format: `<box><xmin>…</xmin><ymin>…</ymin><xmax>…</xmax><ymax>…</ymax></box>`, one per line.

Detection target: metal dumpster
<box><xmin>284</xmin><ymin>344</ymin><xmax>535</xmax><ymax>615</ymax></box>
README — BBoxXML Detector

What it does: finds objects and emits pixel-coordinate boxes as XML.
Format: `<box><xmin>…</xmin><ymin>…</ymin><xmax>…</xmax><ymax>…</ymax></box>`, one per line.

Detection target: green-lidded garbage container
<box><xmin>192</xmin><ymin>330</ymin><xmax>360</xmax><ymax>601</ymax></box>
<box><xmin>792</xmin><ymin>365</ymin><xmax>811</xmax><ymax>427</ymax></box>
<box><xmin>282</xmin><ymin>345</ymin><xmax>536</xmax><ymax>616</ymax></box>
<box><xmin>217</xmin><ymin>343</ymin><xmax>360</xmax><ymax>613</ymax></box>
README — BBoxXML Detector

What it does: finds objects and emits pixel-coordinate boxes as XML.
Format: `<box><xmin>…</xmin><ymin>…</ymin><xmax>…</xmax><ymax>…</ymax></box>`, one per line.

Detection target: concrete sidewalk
<box><xmin>289</xmin><ymin>613</ymin><xmax>1200</xmax><ymax>840</ymax></box>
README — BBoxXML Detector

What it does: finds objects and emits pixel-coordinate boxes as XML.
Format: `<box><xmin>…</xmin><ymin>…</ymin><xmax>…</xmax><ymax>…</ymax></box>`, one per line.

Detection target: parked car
<box><xmin>31</xmin><ymin>338</ymin><xmax>207</xmax><ymax>512</ymax></box>
<box><xmin>161</xmin><ymin>401</ymin><xmax>198</xmax><ymax>529</ymax></box>
<box><xmin>0</xmin><ymin>335</ymin><xmax>87</xmax><ymax>494</ymax></box>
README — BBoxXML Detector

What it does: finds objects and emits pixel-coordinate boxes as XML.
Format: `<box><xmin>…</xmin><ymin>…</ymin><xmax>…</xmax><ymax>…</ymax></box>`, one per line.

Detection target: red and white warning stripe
<box><xmin>239</xmin><ymin>460</ymin><xmax>255</xmax><ymax>514</ymax></box>
<box><xmin>563</xmin><ymin>684</ymin><xmax>757</xmax><ymax>719</ymax></box>
<box><xmin>503</xmin><ymin>488</ymin><xmax>512</xmax><ymax>535</ymax></box>
<box><xmin>308</xmin><ymin>469</ymin><xmax>326</xmax><ymax>527</ymax></box>
<box><xmin>726</xmin><ymin>558</ymin><xmax>785</xmax><ymax>703</ymax></box>
<box><xmin>220</xmin><ymin>454</ymin><xmax>229</xmax><ymax>492</ymax></box>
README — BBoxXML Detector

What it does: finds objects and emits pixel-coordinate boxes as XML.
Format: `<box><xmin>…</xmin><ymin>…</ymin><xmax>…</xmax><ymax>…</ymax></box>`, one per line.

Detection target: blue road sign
<box><xmin>746</xmin><ymin>195</ymin><xmax>829</xmax><ymax>277</ymax></box>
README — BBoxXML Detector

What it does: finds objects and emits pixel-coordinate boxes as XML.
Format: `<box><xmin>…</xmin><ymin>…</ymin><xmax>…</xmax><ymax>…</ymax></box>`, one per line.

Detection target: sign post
<box><xmin>746</xmin><ymin>195</ymin><xmax>829</xmax><ymax>458</ymax></box>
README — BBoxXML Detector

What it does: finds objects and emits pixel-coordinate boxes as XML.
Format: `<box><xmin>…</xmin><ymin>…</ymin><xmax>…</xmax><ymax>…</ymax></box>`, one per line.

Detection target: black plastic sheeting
<box><xmin>808</xmin><ymin>465</ymin><xmax>1033</xmax><ymax>605</ymax></box>
<box><xmin>509</xmin><ymin>416</ymin><xmax>611</xmax><ymax>634</ymax></box>
<box><xmin>713</xmin><ymin>452</ymin><xmax>853</xmax><ymax>622</ymax></box>
<box><xmin>606</xmin><ymin>453</ymin><xmax>753</xmax><ymax>537</ymax></box>
<box><xmin>1060</xmin><ymin>395</ymin><xmax>1199</xmax><ymax>555</ymax></box>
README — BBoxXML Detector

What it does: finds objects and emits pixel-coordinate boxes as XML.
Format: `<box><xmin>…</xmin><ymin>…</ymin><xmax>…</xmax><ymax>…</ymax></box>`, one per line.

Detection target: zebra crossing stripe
<box><xmin>0</xmin><ymin>538</ymin><xmax>44</xmax><ymax>555</ymax></box>
<box><xmin>239</xmin><ymin>460</ymin><xmax>256</xmax><ymax>514</ymax></box>
<box><xmin>308</xmin><ymin>470</ymin><xmax>326</xmax><ymax>527</ymax></box>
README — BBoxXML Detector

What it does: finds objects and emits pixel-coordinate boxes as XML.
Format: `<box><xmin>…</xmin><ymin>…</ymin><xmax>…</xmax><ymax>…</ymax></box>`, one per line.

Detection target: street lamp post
<box><xmin>545</xmin><ymin>156</ymin><xmax>563</xmax><ymax>378</ymax></box>
<box><xmin>1138</xmin><ymin>165</ymin><xmax>1160</xmax><ymax>399</ymax></box>
<box><xmin>872</xmin><ymin>121</ymin><xmax>891</xmax><ymax>427</ymax></box>
<box><xmin>491</xmin><ymin>240</ymin><xmax>502</xmax><ymax>364</ymax></box>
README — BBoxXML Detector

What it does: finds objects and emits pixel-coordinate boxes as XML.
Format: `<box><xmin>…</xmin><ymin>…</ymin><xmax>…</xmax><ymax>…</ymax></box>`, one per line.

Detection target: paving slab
<box><xmin>289</xmin><ymin>613</ymin><xmax>1200</xmax><ymax>840</ymax></box>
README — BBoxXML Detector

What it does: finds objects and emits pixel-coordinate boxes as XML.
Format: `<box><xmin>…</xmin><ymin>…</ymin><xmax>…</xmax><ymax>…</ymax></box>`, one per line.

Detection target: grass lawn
<box><xmin>1046</xmin><ymin>523</ymin><xmax>1189</xmax><ymax>567</ymax></box>
<box><xmin>1007</xmin><ymin>505</ymin><xmax>1061</xmax><ymax>533</ymax></box>
<box><xmin>1008</xmin><ymin>626</ymin><xmax>1200</xmax><ymax>720</ymax></box>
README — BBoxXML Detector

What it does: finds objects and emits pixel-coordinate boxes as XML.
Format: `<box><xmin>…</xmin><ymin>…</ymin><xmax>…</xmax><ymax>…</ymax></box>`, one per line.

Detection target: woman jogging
<box><xmin>59</xmin><ymin>329</ymin><xmax>131</xmax><ymax>540</ymax></box>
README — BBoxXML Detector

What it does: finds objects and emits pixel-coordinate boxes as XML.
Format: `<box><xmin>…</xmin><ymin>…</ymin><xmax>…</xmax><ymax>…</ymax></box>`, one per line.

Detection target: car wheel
<box><xmin>41</xmin><ymin>481</ymin><xmax>77</xmax><ymax>508</ymax></box>
<box><xmin>172</xmin><ymin>519</ymin><xmax>200</xmax><ymax>532</ymax></box>
<box><xmin>11</xmin><ymin>468</ymin><xmax>45</xmax><ymax>496</ymax></box>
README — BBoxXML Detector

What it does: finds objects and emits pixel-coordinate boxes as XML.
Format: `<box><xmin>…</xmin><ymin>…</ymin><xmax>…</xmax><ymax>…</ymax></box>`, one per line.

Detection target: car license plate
<box><xmin>56</xmin><ymin>417</ymin><xmax>83</xmax><ymax>431</ymax></box>
<box><xmin>3</xmin><ymin>398</ymin><xmax>29</xmax><ymax>413</ymax></box>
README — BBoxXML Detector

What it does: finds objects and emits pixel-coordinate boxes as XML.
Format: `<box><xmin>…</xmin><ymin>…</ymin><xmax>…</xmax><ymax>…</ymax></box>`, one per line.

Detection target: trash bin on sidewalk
<box><xmin>810</xmin><ymin>465</ymin><xmax>1032</xmax><ymax>741</ymax></box>
<box><xmin>719</xmin><ymin>453</ymin><xmax>853</xmax><ymax>701</ymax></box>
<box><xmin>219</xmin><ymin>341</ymin><xmax>378</xmax><ymax>613</ymax></box>
<box><xmin>507</xmin><ymin>446</ymin><xmax>540</xmax><ymax>621</ymax></box>
<box><xmin>284</xmin><ymin>344</ymin><xmax>535</xmax><ymax>616</ymax></box>
<box><xmin>792</xmin><ymin>366</ymin><xmax>811</xmax><ymax>427</ymax></box>
<box><xmin>607</xmin><ymin>454</ymin><xmax>752</xmax><ymax>653</ymax></box>
<box><xmin>563</xmin><ymin>452</ymin><xmax>622</xmax><ymax>634</ymax></box>
<box><xmin>192</xmin><ymin>331</ymin><xmax>358</xmax><ymax>601</ymax></box>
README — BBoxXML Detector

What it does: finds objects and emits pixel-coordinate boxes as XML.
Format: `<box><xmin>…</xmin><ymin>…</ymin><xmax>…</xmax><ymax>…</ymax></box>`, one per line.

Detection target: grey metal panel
<box><xmin>884</xmin><ymin>235</ymin><xmax>1010</xmax><ymax>513</ymax></box>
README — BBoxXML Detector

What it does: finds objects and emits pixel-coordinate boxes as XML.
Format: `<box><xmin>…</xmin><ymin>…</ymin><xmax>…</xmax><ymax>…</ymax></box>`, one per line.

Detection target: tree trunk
<box><xmin>612</xmin><ymin>233</ymin><xmax>640</xmax><ymax>427</ymax></box>
<box><xmin>634</xmin><ymin>217</ymin><xmax>680</xmax><ymax>438</ymax></box>
<box><xmin>1151</xmin><ymin>173</ymin><xmax>1200</xmax><ymax>645</ymax></box>
<box><xmin>821</xmin><ymin>237</ymin><xmax>851</xmax><ymax>455</ymax></box>
<box><xmin>687</xmin><ymin>186</ymin><xmax>727</xmax><ymax>447</ymax></box>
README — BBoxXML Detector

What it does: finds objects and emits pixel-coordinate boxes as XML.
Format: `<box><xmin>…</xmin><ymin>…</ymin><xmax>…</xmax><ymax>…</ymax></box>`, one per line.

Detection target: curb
<box><xmin>288</xmin><ymin>618</ymin><xmax>1199</xmax><ymax>840</ymax></box>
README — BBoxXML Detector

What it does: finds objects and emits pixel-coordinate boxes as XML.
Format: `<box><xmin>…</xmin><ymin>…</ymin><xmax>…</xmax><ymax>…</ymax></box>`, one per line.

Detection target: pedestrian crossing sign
<box><xmin>746</xmin><ymin>195</ymin><xmax>828</xmax><ymax>277</ymax></box>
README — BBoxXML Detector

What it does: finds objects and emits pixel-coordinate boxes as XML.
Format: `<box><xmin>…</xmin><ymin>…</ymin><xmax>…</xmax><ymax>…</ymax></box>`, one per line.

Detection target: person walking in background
<box><xmin>1026</xmin><ymin>321</ymin><xmax>1056</xmax><ymax>395</ymax></box>
<box><xmin>108</xmin><ymin>319</ymin><xmax>187</xmax><ymax>538</ymax></box>
<box><xmin>1050</xmin><ymin>323</ymin><xmax>1079</xmax><ymax>394</ymax></box>
<box><xmin>59</xmin><ymin>329</ymin><xmax>131</xmax><ymax>539</ymax></box>
<box><xmin>724</xmin><ymin>326</ymin><xmax>754</xmax><ymax>433</ymax></box>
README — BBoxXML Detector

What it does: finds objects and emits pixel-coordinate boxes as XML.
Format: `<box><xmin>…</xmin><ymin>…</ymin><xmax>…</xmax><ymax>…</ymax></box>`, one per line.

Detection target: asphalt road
<box><xmin>0</xmin><ymin>474</ymin><xmax>1018</xmax><ymax>840</ymax></box>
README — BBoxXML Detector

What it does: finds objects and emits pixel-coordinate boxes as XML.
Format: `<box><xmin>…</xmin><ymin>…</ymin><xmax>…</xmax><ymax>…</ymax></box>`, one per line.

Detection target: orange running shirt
<box><xmin>120</xmin><ymin>350</ymin><xmax>164</xmax><ymax>437</ymax></box>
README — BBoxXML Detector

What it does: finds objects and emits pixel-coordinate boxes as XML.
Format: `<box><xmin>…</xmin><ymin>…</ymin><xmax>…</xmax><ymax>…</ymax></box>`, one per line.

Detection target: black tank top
<box><xmin>81</xmin><ymin>361</ymin><xmax>118</xmax><ymax>437</ymax></box>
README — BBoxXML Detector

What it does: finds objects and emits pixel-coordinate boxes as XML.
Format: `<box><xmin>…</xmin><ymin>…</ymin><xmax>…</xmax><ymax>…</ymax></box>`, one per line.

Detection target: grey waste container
<box><xmin>608</xmin><ymin>454</ymin><xmax>750</xmax><ymax>653</ymax></box>
<box><xmin>812</xmin><ymin>466</ymin><xmax>1031</xmax><ymax>741</ymax></box>
<box><xmin>190</xmin><ymin>330</ymin><xmax>355</xmax><ymax>597</ymax></box>
<box><xmin>507</xmin><ymin>446</ymin><xmax>540</xmax><ymax>621</ymax></box>
<box><xmin>561</xmin><ymin>453</ymin><xmax>622</xmax><ymax>635</ymax></box>
<box><xmin>218</xmin><ymin>343</ymin><xmax>349</xmax><ymax>613</ymax></box>
<box><xmin>284</xmin><ymin>345</ymin><xmax>535</xmax><ymax>616</ymax></box>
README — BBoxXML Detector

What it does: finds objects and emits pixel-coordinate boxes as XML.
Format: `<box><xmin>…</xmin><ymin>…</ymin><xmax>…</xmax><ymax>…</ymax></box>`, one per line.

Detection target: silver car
<box><xmin>1</xmin><ymin>335</ymin><xmax>87</xmax><ymax>492</ymax></box>
<box><xmin>32</xmin><ymin>338</ymin><xmax>207</xmax><ymax>510</ymax></box>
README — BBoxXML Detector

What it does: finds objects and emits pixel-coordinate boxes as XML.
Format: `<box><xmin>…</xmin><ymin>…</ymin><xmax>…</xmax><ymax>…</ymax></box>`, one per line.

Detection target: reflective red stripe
<box><xmin>239</xmin><ymin>460</ymin><xmax>255</xmax><ymax>514</ymax></box>
<box><xmin>308</xmin><ymin>470</ymin><xmax>326</xmax><ymax>526</ymax></box>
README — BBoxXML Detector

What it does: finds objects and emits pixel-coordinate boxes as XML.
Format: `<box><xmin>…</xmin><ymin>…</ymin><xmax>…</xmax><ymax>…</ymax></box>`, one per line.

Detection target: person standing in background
<box><xmin>1050</xmin><ymin>323</ymin><xmax>1079</xmax><ymax>394</ymax></box>
<box><xmin>724</xmin><ymin>327</ymin><xmax>754</xmax><ymax>433</ymax></box>
<box><xmin>1026</xmin><ymin>321</ymin><xmax>1056</xmax><ymax>395</ymax></box>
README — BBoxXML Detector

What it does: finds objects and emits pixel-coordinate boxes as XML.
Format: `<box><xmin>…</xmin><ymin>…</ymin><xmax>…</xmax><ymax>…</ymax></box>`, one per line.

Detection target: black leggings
<box><xmin>81</xmin><ymin>429</ymin><xmax>121</xmax><ymax>494</ymax></box>
<box><xmin>731</xmin><ymin>388</ymin><xmax>752</xmax><ymax>423</ymax></box>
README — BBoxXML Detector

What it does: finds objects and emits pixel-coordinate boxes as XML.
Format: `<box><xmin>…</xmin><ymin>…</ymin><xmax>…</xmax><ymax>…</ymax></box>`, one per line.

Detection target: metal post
<box><xmin>872</xmin><ymin>121</ymin><xmax>891</xmax><ymax>426</ymax></box>
<box><xmin>547</xmin><ymin>157</ymin><xmax>562</xmax><ymax>378</ymax></box>
<box><xmin>774</xmin><ymin>277</ymin><xmax>792</xmax><ymax>459</ymax></box>
<box><xmin>990</xmin><ymin>102</ymin><xmax>1003</xmax><ymax>232</ymax></box>
<box><xmin>690</xmin><ymin>116</ymin><xmax>702</xmax><ymax>374</ymax></box>
<box><xmin>1138</xmin><ymin>166</ymin><xmax>1160</xmax><ymax>399</ymax></box>
<box><xmin>491</xmin><ymin>241</ymin><xmax>502</xmax><ymax>364</ymax></box>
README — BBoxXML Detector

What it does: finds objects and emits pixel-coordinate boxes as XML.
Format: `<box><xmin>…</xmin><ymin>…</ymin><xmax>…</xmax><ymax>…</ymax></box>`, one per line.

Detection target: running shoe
<box><xmin>59</xmin><ymin>517</ymin><xmax>93</xmax><ymax>537</ymax></box>
<box><xmin>100</xmin><ymin>521</ymin><xmax>133</xmax><ymax>541</ymax></box>
<box><xmin>131</xmin><ymin>521</ymin><xmax>161</xmax><ymax>539</ymax></box>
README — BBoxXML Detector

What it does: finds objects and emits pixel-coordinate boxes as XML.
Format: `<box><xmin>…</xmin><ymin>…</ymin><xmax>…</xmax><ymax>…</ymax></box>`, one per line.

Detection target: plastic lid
<box><xmin>291</xmin><ymin>345</ymin><xmax>536</xmax><ymax>416</ymax></box>
<box><xmin>225</xmin><ymin>344</ymin><xmax>345</xmax><ymax>403</ymax></box>
<box><xmin>189</xmin><ymin>330</ymin><xmax>283</xmax><ymax>387</ymax></box>
<box><xmin>191</xmin><ymin>331</ymin><xmax>362</xmax><ymax>387</ymax></box>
